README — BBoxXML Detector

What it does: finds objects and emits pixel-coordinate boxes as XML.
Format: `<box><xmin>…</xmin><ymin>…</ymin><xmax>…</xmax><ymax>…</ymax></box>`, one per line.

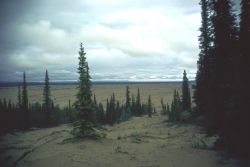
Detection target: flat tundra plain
<box><xmin>0</xmin><ymin>83</ymin><xmax>240</xmax><ymax>167</ymax></box>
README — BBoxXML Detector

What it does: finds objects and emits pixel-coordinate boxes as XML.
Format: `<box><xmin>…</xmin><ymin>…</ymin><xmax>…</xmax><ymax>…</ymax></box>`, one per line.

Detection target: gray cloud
<box><xmin>0</xmin><ymin>0</ymin><xmax>202</xmax><ymax>82</ymax></box>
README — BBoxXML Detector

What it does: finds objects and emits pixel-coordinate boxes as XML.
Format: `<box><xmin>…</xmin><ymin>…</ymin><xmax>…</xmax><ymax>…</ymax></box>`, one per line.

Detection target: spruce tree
<box><xmin>131</xmin><ymin>95</ymin><xmax>136</xmax><ymax>115</ymax></box>
<box><xmin>73</xmin><ymin>43</ymin><xmax>98</xmax><ymax>138</ymax></box>
<box><xmin>75</xmin><ymin>43</ymin><xmax>93</xmax><ymax>122</ymax></box>
<box><xmin>106</xmin><ymin>98</ymin><xmax>110</xmax><ymax>124</ymax></box>
<box><xmin>160</xmin><ymin>97</ymin><xmax>167</xmax><ymax>114</ymax></box>
<box><xmin>210</xmin><ymin>0</ymin><xmax>237</xmax><ymax>135</ymax></box>
<box><xmin>169</xmin><ymin>89</ymin><xmax>181</xmax><ymax>122</ymax></box>
<box><xmin>195</xmin><ymin>0</ymin><xmax>214</xmax><ymax>116</ymax></box>
<box><xmin>17</xmin><ymin>85</ymin><xmax>22</xmax><ymax>109</ymax></box>
<box><xmin>136</xmin><ymin>88</ymin><xmax>141</xmax><ymax>116</ymax></box>
<box><xmin>22</xmin><ymin>72</ymin><xmax>28</xmax><ymax>113</ymax></box>
<box><xmin>43</xmin><ymin>70</ymin><xmax>52</xmax><ymax>126</ymax></box>
<box><xmin>98</xmin><ymin>103</ymin><xmax>105</xmax><ymax>124</ymax></box>
<box><xmin>125</xmin><ymin>86</ymin><xmax>131</xmax><ymax>110</ymax></box>
<box><xmin>182</xmin><ymin>70</ymin><xmax>191</xmax><ymax>111</ymax></box>
<box><xmin>166</xmin><ymin>103</ymin><xmax>170</xmax><ymax>116</ymax></box>
<box><xmin>110</xmin><ymin>93</ymin><xmax>116</xmax><ymax>124</ymax></box>
<box><xmin>22</xmin><ymin>72</ymin><xmax>29</xmax><ymax>129</ymax></box>
<box><xmin>93</xmin><ymin>94</ymin><xmax>97</xmax><ymax>106</ymax></box>
<box><xmin>147</xmin><ymin>95</ymin><xmax>152</xmax><ymax>117</ymax></box>
<box><xmin>231</xmin><ymin>0</ymin><xmax>250</xmax><ymax>157</ymax></box>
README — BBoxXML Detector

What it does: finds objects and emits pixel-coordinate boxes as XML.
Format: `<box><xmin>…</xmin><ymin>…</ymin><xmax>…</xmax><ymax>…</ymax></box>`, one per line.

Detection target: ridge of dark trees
<box><xmin>195</xmin><ymin>0</ymin><xmax>250</xmax><ymax>158</ymax></box>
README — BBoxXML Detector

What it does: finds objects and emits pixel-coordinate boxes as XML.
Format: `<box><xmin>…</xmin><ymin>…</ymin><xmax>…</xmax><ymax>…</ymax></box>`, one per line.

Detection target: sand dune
<box><xmin>0</xmin><ymin>115</ymin><xmax>239</xmax><ymax>167</ymax></box>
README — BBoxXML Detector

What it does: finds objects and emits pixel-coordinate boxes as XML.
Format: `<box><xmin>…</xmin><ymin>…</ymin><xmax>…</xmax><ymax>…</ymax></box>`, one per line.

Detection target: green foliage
<box><xmin>182</xmin><ymin>70</ymin><xmax>191</xmax><ymax>111</ymax></box>
<box><xmin>131</xmin><ymin>95</ymin><xmax>136</xmax><ymax>115</ymax></box>
<box><xmin>96</xmin><ymin>103</ymin><xmax>105</xmax><ymax>124</ymax></box>
<box><xmin>22</xmin><ymin>72</ymin><xmax>28</xmax><ymax>112</ymax></box>
<box><xmin>125</xmin><ymin>86</ymin><xmax>131</xmax><ymax>109</ymax></box>
<box><xmin>43</xmin><ymin>70</ymin><xmax>53</xmax><ymax>126</ymax></box>
<box><xmin>195</xmin><ymin>0</ymin><xmax>250</xmax><ymax>158</ymax></box>
<box><xmin>17</xmin><ymin>85</ymin><xmax>21</xmax><ymax>110</ymax></box>
<box><xmin>168</xmin><ymin>89</ymin><xmax>182</xmax><ymax>122</ymax></box>
<box><xmin>75</xmin><ymin>43</ymin><xmax>92</xmax><ymax>112</ymax></box>
<box><xmin>72</xmin><ymin>43</ymin><xmax>100</xmax><ymax>138</ymax></box>
<box><xmin>136</xmin><ymin>88</ymin><xmax>142</xmax><ymax>116</ymax></box>
<box><xmin>21</xmin><ymin>72</ymin><xmax>30</xmax><ymax>129</ymax></box>
<box><xmin>147</xmin><ymin>95</ymin><xmax>152</xmax><ymax>117</ymax></box>
<box><xmin>160</xmin><ymin>97</ymin><xmax>167</xmax><ymax>115</ymax></box>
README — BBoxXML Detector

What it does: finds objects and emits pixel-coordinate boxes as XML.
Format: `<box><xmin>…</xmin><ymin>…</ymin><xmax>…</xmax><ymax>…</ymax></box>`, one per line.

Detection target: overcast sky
<box><xmin>0</xmin><ymin>0</ymin><xmax>202</xmax><ymax>82</ymax></box>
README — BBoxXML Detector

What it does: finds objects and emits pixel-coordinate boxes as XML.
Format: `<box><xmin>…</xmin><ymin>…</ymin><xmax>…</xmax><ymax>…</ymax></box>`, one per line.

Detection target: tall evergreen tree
<box><xmin>72</xmin><ymin>43</ymin><xmax>104</xmax><ymax>138</ymax></box>
<box><xmin>182</xmin><ymin>70</ymin><xmax>191</xmax><ymax>111</ymax></box>
<box><xmin>147</xmin><ymin>95</ymin><xmax>152</xmax><ymax>117</ymax></box>
<box><xmin>106</xmin><ymin>98</ymin><xmax>110</xmax><ymax>124</ymax></box>
<box><xmin>17</xmin><ymin>85</ymin><xmax>22</xmax><ymax>109</ymax></box>
<box><xmin>85</xmin><ymin>63</ymin><xmax>92</xmax><ymax>101</ymax></box>
<box><xmin>136</xmin><ymin>88</ymin><xmax>141</xmax><ymax>116</ymax></box>
<box><xmin>43</xmin><ymin>70</ymin><xmax>52</xmax><ymax>126</ymax></box>
<box><xmin>110</xmin><ymin>93</ymin><xmax>116</xmax><ymax>124</ymax></box>
<box><xmin>169</xmin><ymin>89</ymin><xmax>181</xmax><ymax>122</ymax></box>
<box><xmin>97</xmin><ymin>102</ymin><xmax>105</xmax><ymax>124</ymax></box>
<box><xmin>195</xmin><ymin>0</ymin><xmax>214</xmax><ymax>116</ymax></box>
<box><xmin>75</xmin><ymin>43</ymin><xmax>93</xmax><ymax>122</ymax></box>
<box><xmin>22</xmin><ymin>71</ymin><xmax>29</xmax><ymax>129</ymax></box>
<box><xmin>22</xmin><ymin>72</ymin><xmax>28</xmax><ymax>112</ymax></box>
<box><xmin>125</xmin><ymin>86</ymin><xmax>131</xmax><ymax>109</ymax></box>
<box><xmin>93</xmin><ymin>94</ymin><xmax>97</xmax><ymax>106</ymax></box>
<box><xmin>131</xmin><ymin>95</ymin><xmax>136</xmax><ymax>115</ymax></box>
<box><xmin>230</xmin><ymin>0</ymin><xmax>250</xmax><ymax>157</ymax></box>
<box><xmin>160</xmin><ymin>97</ymin><xmax>167</xmax><ymax>114</ymax></box>
<box><xmin>210</xmin><ymin>0</ymin><xmax>237</xmax><ymax>135</ymax></box>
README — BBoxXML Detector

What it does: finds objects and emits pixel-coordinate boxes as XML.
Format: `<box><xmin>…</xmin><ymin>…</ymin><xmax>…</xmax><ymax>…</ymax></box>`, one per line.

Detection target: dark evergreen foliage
<box><xmin>160</xmin><ymin>97</ymin><xmax>167</xmax><ymax>114</ymax></box>
<box><xmin>21</xmin><ymin>72</ymin><xmax>30</xmax><ymax>129</ymax></box>
<box><xmin>147</xmin><ymin>95</ymin><xmax>152</xmax><ymax>117</ymax></box>
<box><xmin>136</xmin><ymin>88</ymin><xmax>142</xmax><ymax>116</ymax></box>
<box><xmin>43</xmin><ymin>70</ymin><xmax>52</xmax><ymax>126</ymax></box>
<box><xmin>182</xmin><ymin>70</ymin><xmax>191</xmax><ymax>111</ymax></box>
<box><xmin>194</xmin><ymin>0</ymin><xmax>214</xmax><ymax>117</ymax></box>
<box><xmin>232</xmin><ymin>0</ymin><xmax>250</xmax><ymax>157</ymax></box>
<box><xmin>74</xmin><ymin>43</ymin><xmax>95</xmax><ymax>124</ymax></box>
<box><xmin>168</xmin><ymin>89</ymin><xmax>181</xmax><ymax>122</ymax></box>
<box><xmin>17</xmin><ymin>85</ymin><xmax>21</xmax><ymax>109</ymax></box>
<box><xmin>195</xmin><ymin>0</ymin><xmax>250</xmax><ymax>158</ymax></box>
<box><xmin>131</xmin><ymin>95</ymin><xmax>136</xmax><ymax>115</ymax></box>
<box><xmin>125</xmin><ymin>86</ymin><xmax>131</xmax><ymax>110</ymax></box>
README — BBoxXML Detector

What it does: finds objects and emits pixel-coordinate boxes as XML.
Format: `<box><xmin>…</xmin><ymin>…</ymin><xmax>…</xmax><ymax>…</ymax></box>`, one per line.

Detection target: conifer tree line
<box><xmin>195</xmin><ymin>0</ymin><xmax>250</xmax><ymax>157</ymax></box>
<box><xmin>102</xmin><ymin>87</ymin><xmax>154</xmax><ymax>125</ymax></box>
<box><xmin>0</xmin><ymin>71</ymin><xmax>68</xmax><ymax>134</ymax></box>
<box><xmin>161</xmin><ymin>70</ymin><xmax>192</xmax><ymax>122</ymax></box>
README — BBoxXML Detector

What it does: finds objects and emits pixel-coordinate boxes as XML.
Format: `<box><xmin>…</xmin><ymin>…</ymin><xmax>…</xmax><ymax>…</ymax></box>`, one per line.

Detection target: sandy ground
<box><xmin>0</xmin><ymin>115</ymin><xmax>240</xmax><ymax>167</ymax></box>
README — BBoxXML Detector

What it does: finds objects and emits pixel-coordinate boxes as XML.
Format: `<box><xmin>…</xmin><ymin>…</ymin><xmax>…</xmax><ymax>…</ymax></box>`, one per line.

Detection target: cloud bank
<box><xmin>0</xmin><ymin>0</ymin><xmax>200</xmax><ymax>82</ymax></box>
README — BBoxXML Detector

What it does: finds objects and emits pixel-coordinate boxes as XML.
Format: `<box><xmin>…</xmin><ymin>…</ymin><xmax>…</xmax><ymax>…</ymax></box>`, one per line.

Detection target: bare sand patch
<box><xmin>0</xmin><ymin>115</ymin><xmax>239</xmax><ymax>167</ymax></box>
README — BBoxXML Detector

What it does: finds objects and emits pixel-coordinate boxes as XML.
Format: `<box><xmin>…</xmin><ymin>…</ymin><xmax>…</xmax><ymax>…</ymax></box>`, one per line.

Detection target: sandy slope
<box><xmin>0</xmin><ymin>115</ymin><xmax>239</xmax><ymax>167</ymax></box>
